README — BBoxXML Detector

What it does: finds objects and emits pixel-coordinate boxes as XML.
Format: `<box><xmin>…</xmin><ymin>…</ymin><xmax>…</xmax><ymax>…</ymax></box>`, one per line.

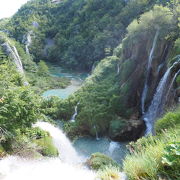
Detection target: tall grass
<box><xmin>123</xmin><ymin>127</ymin><xmax>180</xmax><ymax>180</ymax></box>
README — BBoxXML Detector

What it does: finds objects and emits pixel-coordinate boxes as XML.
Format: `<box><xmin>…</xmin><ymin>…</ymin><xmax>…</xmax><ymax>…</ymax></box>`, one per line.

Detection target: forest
<box><xmin>0</xmin><ymin>0</ymin><xmax>180</xmax><ymax>180</ymax></box>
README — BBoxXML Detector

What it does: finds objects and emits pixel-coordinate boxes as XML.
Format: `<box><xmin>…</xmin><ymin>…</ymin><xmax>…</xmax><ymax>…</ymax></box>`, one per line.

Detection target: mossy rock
<box><xmin>109</xmin><ymin>119</ymin><xmax>126</xmax><ymax>138</ymax></box>
<box><xmin>34</xmin><ymin>136</ymin><xmax>59</xmax><ymax>157</ymax></box>
<box><xmin>86</xmin><ymin>152</ymin><xmax>119</xmax><ymax>170</ymax></box>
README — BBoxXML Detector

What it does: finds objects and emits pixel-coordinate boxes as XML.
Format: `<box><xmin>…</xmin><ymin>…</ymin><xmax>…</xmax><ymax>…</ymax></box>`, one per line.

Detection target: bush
<box><xmin>123</xmin><ymin>127</ymin><xmax>180</xmax><ymax>180</ymax></box>
<box><xmin>161</xmin><ymin>142</ymin><xmax>180</xmax><ymax>179</ymax></box>
<box><xmin>155</xmin><ymin>111</ymin><xmax>180</xmax><ymax>133</ymax></box>
<box><xmin>87</xmin><ymin>152</ymin><xmax>119</xmax><ymax>170</ymax></box>
<box><xmin>96</xmin><ymin>165</ymin><xmax>122</xmax><ymax>180</ymax></box>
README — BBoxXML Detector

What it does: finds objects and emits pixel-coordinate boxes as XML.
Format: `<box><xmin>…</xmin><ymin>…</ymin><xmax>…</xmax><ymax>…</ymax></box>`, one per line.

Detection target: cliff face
<box><xmin>70</xmin><ymin>5</ymin><xmax>179</xmax><ymax>140</ymax></box>
<box><xmin>118</xmin><ymin>31</ymin><xmax>173</xmax><ymax>118</ymax></box>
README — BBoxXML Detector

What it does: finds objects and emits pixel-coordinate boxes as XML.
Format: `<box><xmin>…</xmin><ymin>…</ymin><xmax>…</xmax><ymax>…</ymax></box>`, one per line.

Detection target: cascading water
<box><xmin>165</xmin><ymin>69</ymin><xmax>180</xmax><ymax>102</ymax></box>
<box><xmin>94</xmin><ymin>125</ymin><xmax>100</xmax><ymax>140</ymax></box>
<box><xmin>117</xmin><ymin>63</ymin><xmax>120</xmax><ymax>75</ymax></box>
<box><xmin>141</xmin><ymin>30</ymin><xmax>159</xmax><ymax>114</ymax></box>
<box><xmin>2</xmin><ymin>42</ymin><xmax>24</xmax><ymax>74</ymax></box>
<box><xmin>70</xmin><ymin>102</ymin><xmax>79</xmax><ymax>122</ymax></box>
<box><xmin>35</xmin><ymin>122</ymin><xmax>80</xmax><ymax>163</ymax></box>
<box><xmin>0</xmin><ymin>122</ymin><xmax>96</xmax><ymax>180</ymax></box>
<box><xmin>2</xmin><ymin>42</ymin><xmax>28</xmax><ymax>85</ymax></box>
<box><xmin>109</xmin><ymin>141</ymin><xmax>120</xmax><ymax>155</ymax></box>
<box><xmin>25</xmin><ymin>33</ymin><xmax>32</xmax><ymax>55</ymax></box>
<box><xmin>143</xmin><ymin>65</ymin><xmax>173</xmax><ymax>135</ymax></box>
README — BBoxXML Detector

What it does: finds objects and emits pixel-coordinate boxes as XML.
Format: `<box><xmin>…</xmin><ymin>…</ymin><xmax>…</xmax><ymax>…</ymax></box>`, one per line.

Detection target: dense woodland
<box><xmin>0</xmin><ymin>0</ymin><xmax>180</xmax><ymax>179</ymax></box>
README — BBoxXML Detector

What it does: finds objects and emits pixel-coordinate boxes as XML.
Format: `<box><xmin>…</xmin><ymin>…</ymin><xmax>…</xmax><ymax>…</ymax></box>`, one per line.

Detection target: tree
<box><xmin>37</xmin><ymin>60</ymin><xmax>49</xmax><ymax>75</ymax></box>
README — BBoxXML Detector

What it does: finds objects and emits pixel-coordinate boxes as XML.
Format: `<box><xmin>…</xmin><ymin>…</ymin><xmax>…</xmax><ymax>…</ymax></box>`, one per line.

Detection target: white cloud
<box><xmin>0</xmin><ymin>0</ymin><xmax>29</xmax><ymax>19</ymax></box>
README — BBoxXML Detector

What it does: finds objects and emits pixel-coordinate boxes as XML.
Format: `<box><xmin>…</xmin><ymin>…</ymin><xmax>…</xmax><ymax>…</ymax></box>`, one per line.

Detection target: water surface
<box><xmin>42</xmin><ymin>64</ymin><xmax>88</xmax><ymax>99</ymax></box>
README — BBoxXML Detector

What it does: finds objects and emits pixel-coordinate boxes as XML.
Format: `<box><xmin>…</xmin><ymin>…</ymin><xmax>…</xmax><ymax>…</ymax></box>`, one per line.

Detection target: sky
<box><xmin>0</xmin><ymin>0</ymin><xmax>29</xmax><ymax>19</ymax></box>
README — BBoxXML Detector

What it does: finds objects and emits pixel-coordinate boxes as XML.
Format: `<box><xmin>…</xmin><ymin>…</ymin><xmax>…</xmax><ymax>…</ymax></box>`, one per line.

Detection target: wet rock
<box><xmin>109</xmin><ymin>120</ymin><xmax>146</xmax><ymax>141</ymax></box>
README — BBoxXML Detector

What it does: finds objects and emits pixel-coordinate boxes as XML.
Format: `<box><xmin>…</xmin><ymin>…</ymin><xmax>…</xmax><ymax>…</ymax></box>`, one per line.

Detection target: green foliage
<box><xmin>161</xmin><ymin>142</ymin><xmax>180</xmax><ymax>179</ymax></box>
<box><xmin>26</xmin><ymin>71</ymin><xmax>70</xmax><ymax>94</ymax></box>
<box><xmin>35</xmin><ymin>136</ymin><xmax>59</xmax><ymax>157</ymax></box>
<box><xmin>37</xmin><ymin>60</ymin><xmax>49</xmax><ymax>75</ymax></box>
<box><xmin>123</xmin><ymin>126</ymin><xmax>180</xmax><ymax>180</ymax></box>
<box><xmin>0</xmin><ymin>87</ymin><xmax>41</xmax><ymax>132</ymax></box>
<box><xmin>5</xmin><ymin>0</ymin><xmax>161</xmax><ymax>70</ymax></box>
<box><xmin>109</xmin><ymin>119</ymin><xmax>126</xmax><ymax>138</ymax></box>
<box><xmin>96</xmin><ymin>165</ymin><xmax>121</xmax><ymax>180</ymax></box>
<box><xmin>155</xmin><ymin>110</ymin><xmax>180</xmax><ymax>133</ymax></box>
<box><xmin>87</xmin><ymin>152</ymin><xmax>119</xmax><ymax>170</ymax></box>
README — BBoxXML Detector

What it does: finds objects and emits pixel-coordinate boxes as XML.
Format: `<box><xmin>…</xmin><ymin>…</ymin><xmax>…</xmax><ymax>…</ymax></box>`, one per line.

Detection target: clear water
<box><xmin>73</xmin><ymin>137</ymin><xmax>127</xmax><ymax>164</ymax></box>
<box><xmin>42</xmin><ymin>64</ymin><xmax>88</xmax><ymax>99</ymax></box>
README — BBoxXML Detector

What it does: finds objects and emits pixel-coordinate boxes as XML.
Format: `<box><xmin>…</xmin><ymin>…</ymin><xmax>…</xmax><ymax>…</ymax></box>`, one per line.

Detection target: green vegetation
<box><xmin>3</xmin><ymin>0</ymin><xmax>170</xmax><ymax>70</ymax></box>
<box><xmin>123</xmin><ymin>108</ymin><xmax>180</xmax><ymax>180</ymax></box>
<box><xmin>87</xmin><ymin>152</ymin><xmax>119</xmax><ymax>170</ymax></box>
<box><xmin>96</xmin><ymin>166</ymin><xmax>121</xmax><ymax>180</ymax></box>
<box><xmin>35</xmin><ymin>136</ymin><xmax>59</xmax><ymax>157</ymax></box>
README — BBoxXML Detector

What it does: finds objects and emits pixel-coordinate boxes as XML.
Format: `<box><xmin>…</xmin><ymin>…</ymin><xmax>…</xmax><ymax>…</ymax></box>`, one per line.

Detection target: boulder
<box><xmin>109</xmin><ymin>120</ymin><xmax>145</xmax><ymax>141</ymax></box>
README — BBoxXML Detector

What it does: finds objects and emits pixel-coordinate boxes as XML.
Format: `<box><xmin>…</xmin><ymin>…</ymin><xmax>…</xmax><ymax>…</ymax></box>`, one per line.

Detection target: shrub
<box><xmin>123</xmin><ymin>127</ymin><xmax>180</xmax><ymax>180</ymax></box>
<box><xmin>35</xmin><ymin>136</ymin><xmax>59</xmax><ymax>157</ymax></box>
<box><xmin>96</xmin><ymin>165</ymin><xmax>121</xmax><ymax>180</ymax></box>
<box><xmin>155</xmin><ymin>111</ymin><xmax>180</xmax><ymax>133</ymax></box>
<box><xmin>87</xmin><ymin>152</ymin><xmax>119</xmax><ymax>170</ymax></box>
<box><xmin>160</xmin><ymin>142</ymin><xmax>180</xmax><ymax>179</ymax></box>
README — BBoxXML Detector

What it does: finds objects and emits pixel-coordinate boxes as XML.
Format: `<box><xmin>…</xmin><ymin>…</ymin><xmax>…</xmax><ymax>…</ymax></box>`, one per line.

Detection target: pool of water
<box><xmin>42</xmin><ymin>64</ymin><xmax>88</xmax><ymax>99</ymax></box>
<box><xmin>73</xmin><ymin>137</ymin><xmax>127</xmax><ymax>164</ymax></box>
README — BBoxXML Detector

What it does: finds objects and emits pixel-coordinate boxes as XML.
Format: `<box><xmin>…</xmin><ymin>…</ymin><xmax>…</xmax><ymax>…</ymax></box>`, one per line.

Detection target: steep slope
<box><xmin>65</xmin><ymin>4</ymin><xmax>180</xmax><ymax>140</ymax></box>
<box><xmin>2</xmin><ymin>0</ymin><xmax>168</xmax><ymax>70</ymax></box>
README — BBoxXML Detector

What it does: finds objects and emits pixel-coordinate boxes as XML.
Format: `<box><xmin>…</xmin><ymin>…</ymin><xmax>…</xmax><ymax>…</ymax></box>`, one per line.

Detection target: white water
<box><xmin>141</xmin><ymin>30</ymin><xmax>159</xmax><ymax>114</ymax></box>
<box><xmin>70</xmin><ymin>102</ymin><xmax>80</xmax><ymax>122</ymax></box>
<box><xmin>35</xmin><ymin>122</ymin><xmax>80</xmax><ymax>164</ymax></box>
<box><xmin>25</xmin><ymin>33</ymin><xmax>32</xmax><ymax>55</ymax></box>
<box><xmin>143</xmin><ymin>66</ymin><xmax>172</xmax><ymax>135</ymax></box>
<box><xmin>109</xmin><ymin>141</ymin><xmax>120</xmax><ymax>155</ymax></box>
<box><xmin>2</xmin><ymin>42</ymin><xmax>24</xmax><ymax>74</ymax></box>
<box><xmin>0</xmin><ymin>122</ymin><xmax>96</xmax><ymax>180</ymax></box>
<box><xmin>117</xmin><ymin>63</ymin><xmax>120</xmax><ymax>75</ymax></box>
<box><xmin>94</xmin><ymin>125</ymin><xmax>100</xmax><ymax>140</ymax></box>
<box><xmin>0</xmin><ymin>156</ymin><xmax>95</xmax><ymax>180</ymax></box>
<box><xmin>165</xmin><ymin>69</ymin><xmax>180</xmax><ymax>101</ymax></box>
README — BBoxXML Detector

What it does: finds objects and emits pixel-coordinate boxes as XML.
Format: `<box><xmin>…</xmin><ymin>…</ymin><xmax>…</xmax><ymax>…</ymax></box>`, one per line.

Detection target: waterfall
<box><xmin>165</xmin><ymin>69</ymin><xmax>180</xmax><ymax>101</ymax></box>
<box><xmin>2</xmin><ymin>42</ymin><xmax>28</xmax><ymax>85</ymax></box>
<box><xmin>70</xmin><ymin>102</ymin><xmax>79</xmax><ymax>122</ymax></box>
<box><xmin>2</xmin><ymin>42</ymin><xmax>24</xmax><ymax>74</ymax></box>
<box><xmin>94</xmin><ymin>125</ymin><xmax>100</xmax><ymax>140</ymax></box>
<box><xmin>141</xmin><ymin>30</ymin><xmax>159</xmax><ymax>114</ymax></box>
<box><xmin>91</xmin><ymin>61</ymin><xmax>96</xmax><ymax>74</ymax></box>
<box><xmin>117</xmin><ymin>63</ymin><xmax>120</xmax><ymax>75</ymax></box>
<box><xmin>143</xmin><ymin>65</ymin><xmax>174</xmax><ymax>135</ymax></box>
<box><xmin>109</xmin><ymin>141</ymin><xmax>120</xmax><ymax>155</ymax></box>
<box><xmin>0</xmin><ymin>157</ymin><xmax>95</xmax><ymax>180</ymax></box>
<box><xmin>0</xmin><ymin>122</ymin><xmax>96</xmax><ymax>180</ymax></box>
<box><xmin>35</xmin><ymin>122</ymin><xmax>80</xmax><ymax>164</ymax></box>
<box><xmin>25</xmin><ymin>33</ymin><xmax>32</xmax><ymax>55</ymax></box>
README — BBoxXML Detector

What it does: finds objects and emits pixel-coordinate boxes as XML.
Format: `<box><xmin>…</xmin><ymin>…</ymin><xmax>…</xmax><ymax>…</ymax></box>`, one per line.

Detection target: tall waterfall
<box><xmin>0</xmin><ymin>122</ymin><xmax>96</xmax><ymax>180</ymax></box>
<box><xmin>2</xmin><ymin>42</ymin><xmax>24</xmax><ymax>74</ymax></box>
<box><xmin>25</xmin><ymin>33</ymin><xmax>32</xmax><ymax>55</ymax></box>
<box><xmin>141</xmin><ymin>30</ymin><xmax>159</xmax><ymax>114</ymax></box>
<box><xmin>2</xmin><ymin>42</ymin><xmax>28</xmax><ymax>85</ymax></box>
<box><xmin>143</xmin><ymin>65</ymin><xmax>174</xmax><ymax>135</ymax></box>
